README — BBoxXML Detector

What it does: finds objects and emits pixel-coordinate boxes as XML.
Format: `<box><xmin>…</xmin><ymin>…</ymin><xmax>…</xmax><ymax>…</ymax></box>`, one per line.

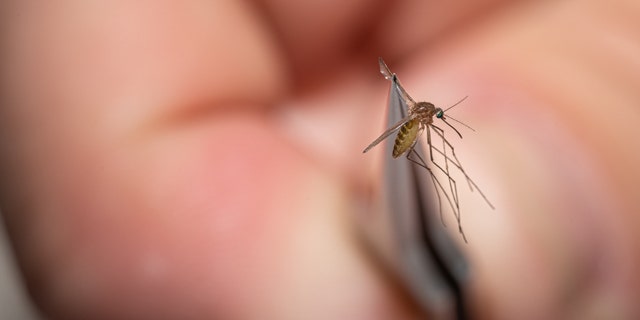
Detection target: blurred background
<box><xmin>1</xmin><ymin>0</ymin><xmax>639</xmax><ymax>319</ymax></box>
<box><xmin>0</xmin><ymin>214</ymin><xmax>41</xmax><ymax>319</ymax></box>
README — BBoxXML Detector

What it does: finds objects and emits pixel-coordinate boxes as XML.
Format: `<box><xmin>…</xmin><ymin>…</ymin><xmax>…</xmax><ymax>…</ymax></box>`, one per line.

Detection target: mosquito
<box><xmin>363</xmin><ymin>57</ymin><xmax>494</xmax><ymax>242</ymax></box>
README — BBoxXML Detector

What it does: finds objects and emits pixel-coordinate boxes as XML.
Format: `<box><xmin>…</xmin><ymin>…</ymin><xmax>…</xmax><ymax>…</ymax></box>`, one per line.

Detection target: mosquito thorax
<box><xmin>410</xmin><ymin>102</ymin><xmax>437</xmax><ymax>122</ymax></box>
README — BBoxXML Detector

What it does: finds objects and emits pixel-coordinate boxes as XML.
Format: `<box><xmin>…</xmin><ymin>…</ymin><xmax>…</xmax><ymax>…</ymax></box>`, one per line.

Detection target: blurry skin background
<box><xmin>1</xmin><ymin>0</ymin><xmax>640</xmax><ymax>319</ymax></box>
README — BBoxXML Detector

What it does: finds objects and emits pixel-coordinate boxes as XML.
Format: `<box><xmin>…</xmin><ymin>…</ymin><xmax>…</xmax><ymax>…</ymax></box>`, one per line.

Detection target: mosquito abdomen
<box><xmin>393</xmin><ymin>118</ymin><xmax>420</xmax><ymax>158</ymax></box>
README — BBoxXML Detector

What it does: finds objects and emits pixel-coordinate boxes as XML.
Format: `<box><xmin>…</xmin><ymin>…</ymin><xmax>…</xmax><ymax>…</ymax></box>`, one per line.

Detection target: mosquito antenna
<box><xmin>440</xmin><ymin>119</ymin><xmax>463</xmax><ymax>139</ymax></box>
<box><xmin>442</xmin><ymin>96</ymin><xmax>476</xmax><ymax>132</ymax></box>
<box><xmin>444</xmin><ymin>115</ymin><xmax>475</xmax><ymax>132</ymax></box>
<box><xmin>444</xmin><ymin>95</ymin><xmax>468</xmax><ymax>112</ymax></box>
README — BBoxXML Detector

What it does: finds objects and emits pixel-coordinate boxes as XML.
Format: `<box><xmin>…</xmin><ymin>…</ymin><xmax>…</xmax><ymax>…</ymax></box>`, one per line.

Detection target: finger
<box><xmin>0</xmin><ymin>2</ymin><xmax>422</xmax><ymax>319</ymax></box>
<box><xmin>390</xmin><ymin>1</ymin><xmax>640</xmax><ymax>318</ymax></box>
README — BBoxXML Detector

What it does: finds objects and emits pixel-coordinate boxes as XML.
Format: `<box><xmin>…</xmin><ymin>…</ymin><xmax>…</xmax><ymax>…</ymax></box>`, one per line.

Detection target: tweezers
<box><xmin>378</xmin><ymin>60</ymin><xmax>469</xmax><ymax>320</ymax></box>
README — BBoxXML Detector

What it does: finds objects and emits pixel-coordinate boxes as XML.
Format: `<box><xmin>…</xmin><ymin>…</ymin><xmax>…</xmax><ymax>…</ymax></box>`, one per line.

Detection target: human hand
<box><xmin>1</xmin><ymin>1</ymin><xmax>639</xmax><ymax>319</ymax></box>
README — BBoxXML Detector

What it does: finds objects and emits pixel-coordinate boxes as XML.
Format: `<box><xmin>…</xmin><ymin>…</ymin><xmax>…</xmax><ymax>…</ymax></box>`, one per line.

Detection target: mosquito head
<box><xmin>435</xmin><ymin>108</ymin><xmax>444</xmax><ymax>119</ymax></box>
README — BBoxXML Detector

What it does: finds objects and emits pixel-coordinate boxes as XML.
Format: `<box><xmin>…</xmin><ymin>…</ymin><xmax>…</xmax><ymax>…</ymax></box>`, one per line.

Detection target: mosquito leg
<box><xmin>426</xmin><ymin>126</ymin><xmax>460</xmax><ymax>215</ymax></box>
<box><xmin>406</xmin><ymin>149</ymin><xmax>445</xmax><ymax>227</ymax></box>
<box><xmin>429</xmin><ymin>146</ymin><xmax>464</xmax><ymax>172</ymax></box>
<box><xmin>433</xmin><ymin>125</ymin><xmax>477</xmax><ymax>191</ymax></box>
<box><xmin>422</xmin><ymin>140</ymin><xmax>466</xmax><ymax>241</ymax></box>
<box><xmin>430</xmin><ymin>143</ymin><xmax>495</xmax><ymax>210</ymax></box>
<box><xmin>431</xmin><ymin>125</ymin><xmax>473</xmax><ymax>191</ymax></box>
<box><xmin>439</xmin><ymin>125</ymin><xmax>459</xmax><ymax>210</ymax></box>
<box><xmin>409</xmin><ymin>148</ymin><xmax>468</xmax><ymax>243</ymax></box>
<box><xmin>425</xmin><ymin>127</ymin><xmax>466</xmax><ymax>173</ymax></box>
<box><xmin>427</xmin><ymin>126</ymin><xmax>458</xmax><ymax>209</ymax></box>
<box><xmin>431</xmin><ymin>125</ymin><xmax>496</xmax><ymax>210</ymax></box>
<box><xmin>407</xmin><ymin>148</ymin><xmax>468</xmax><ymax>242</ymax></box>
<box><xmin>427</xmin><ymin>144</ymin><xmax>468</xmax><ymax>180</ymax></box>
<box><xmin>429</xmin><ymin>156</ymin><xmax>460</xmax><ymax>213</ymax></box>
<box><xmin>426</xmin><ymin>123</ymin><xmax>434</xmax><ymax>162</ymax></box>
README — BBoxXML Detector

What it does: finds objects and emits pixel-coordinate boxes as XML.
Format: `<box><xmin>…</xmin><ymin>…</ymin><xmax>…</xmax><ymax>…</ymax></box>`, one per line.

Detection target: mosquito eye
<box><xmin>436</xmin><ymin>110</ymin><xmax>444</xmax><ymax>118</ymax></box>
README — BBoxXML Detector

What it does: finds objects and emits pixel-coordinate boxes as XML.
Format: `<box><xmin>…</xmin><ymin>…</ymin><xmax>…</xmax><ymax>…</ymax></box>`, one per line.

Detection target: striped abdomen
<box><xmin>392</xmin><ymin>118</ymin><xmax>420</xmax><ymax>158</ymax></box>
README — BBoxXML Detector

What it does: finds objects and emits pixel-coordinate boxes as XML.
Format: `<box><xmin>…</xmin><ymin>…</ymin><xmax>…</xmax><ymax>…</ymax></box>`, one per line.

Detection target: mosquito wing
<box><xmin>364</xmin><ymin>58</ymin><xmax>417</xmax><ymax>153</ymax></box>
<box><xmin>363</xmin><ymin>115</ymin><xmax>412</xmax><ymax>153</ymax></box>
<box><xmin>378</xmin><ymin>57</ymin><xmax>416</xmax><ymax>105</ymax></box>
<box><xmin>378</xmin><ymin>57</ymin><xmax>394</xmax><ymax>80</ymax></box>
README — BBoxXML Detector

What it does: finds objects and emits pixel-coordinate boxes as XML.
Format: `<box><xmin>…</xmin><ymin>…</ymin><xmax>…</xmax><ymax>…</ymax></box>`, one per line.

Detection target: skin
<box><xmin>1</xmin><ymin>0</ymin><xmax>640</xmax><ymax>319</ymax></box>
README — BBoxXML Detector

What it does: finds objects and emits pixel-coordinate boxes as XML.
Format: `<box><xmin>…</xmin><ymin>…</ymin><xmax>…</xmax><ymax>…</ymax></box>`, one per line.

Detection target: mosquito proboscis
<box><xmin>363</xmin><ymin>57</ymin><xmax>494</xmax><ymax>243</ymax></box>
